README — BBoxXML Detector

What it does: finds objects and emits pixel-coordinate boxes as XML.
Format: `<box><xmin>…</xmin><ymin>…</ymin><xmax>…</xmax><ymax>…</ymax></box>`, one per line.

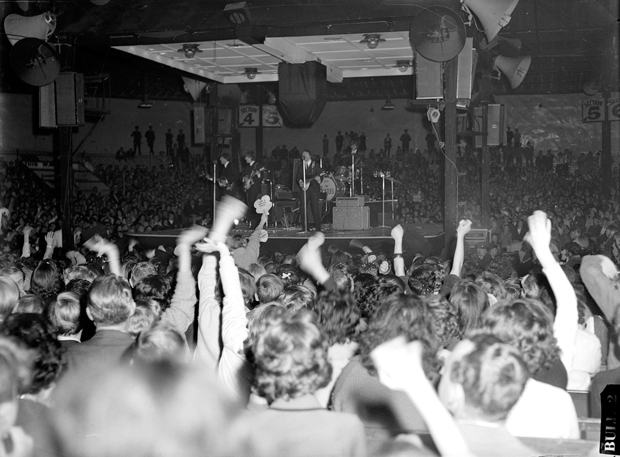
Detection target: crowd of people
<box><xmin>0</xmin><ymin>129</ymin><xmax>618</xmax><ymax>456</ymax></box>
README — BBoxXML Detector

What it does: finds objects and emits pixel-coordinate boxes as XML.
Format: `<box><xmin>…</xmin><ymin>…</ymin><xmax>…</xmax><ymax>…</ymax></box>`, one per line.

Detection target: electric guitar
<box><xmin>299</xmin><ymin>171</ymin><xmax>328</xmax><ymax>191</ymax></box>
<box><xmin>203</xmin><ymin>173</ymin><xmax>236</xmax><ymax>192</ymax></box>
<box><xmin>243</xmin><ymin>167</ymin><xmax>266</xmax><ymax>190</ymax></box>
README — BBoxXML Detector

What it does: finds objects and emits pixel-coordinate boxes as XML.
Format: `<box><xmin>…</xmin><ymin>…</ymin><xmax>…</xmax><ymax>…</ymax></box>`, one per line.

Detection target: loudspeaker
<box><xmin>274</xmin><ymin>200</ymin><xmax>297</xmax><ymax>226</ymax></box>
<box><xmin>409</xmin><ymin>6</ymin><xmax>466</xmax><ymax>62</ymax></box>
<box><xmin>223</xmin><ymin>2</ymin><xmax>252</xmax><ymax>26</ymax></box>
<box><xmin>415</xmin><ymin>53</ymin><xmax>443</xmax><ymax>99</ymax></box>
<box><xmin>4</xmin><ymin>12</ymin><xmax>56</xmax><ymax>45</ymax></box>
<box><xmin>487</xmin><ymin>104</ymin><xmax>505</xmax><ymax>146</ymax></box>
<box><xmin>55</xmin><ymin>73</ymin><xmax>85</xmax><ymax>126</ymax></box>
<box><xmin>333</xmin><ymin>206</ymin><xmax>370</xmax><ymax>231</ymax></box>
<box><xmin>39</xmin><ymin>83</ymin><xmax>56</xmax><ymax>128</ymax></box>
<box><xmin>461</xmin><ymin>0</ymin><xmax>520</xmax><ymax>43</ymax></box>
<box><xmin>493</xmin><ymin>55</ymin><xmax>531</xmax><ymax>89</ymax></box>
<box><xmin>278</xmin><ymin>61</ymin><xmax>327</xmax><ymax>125</ymax></box>
<box><xmin>456</xmin><ymin>38</ymin><xmax>476</xmax><ymax>108</ymax></box>
<box><xmin>473</xmin><ymin>104</ymin><xmax>505</xmax><ymax>147</ymax></box>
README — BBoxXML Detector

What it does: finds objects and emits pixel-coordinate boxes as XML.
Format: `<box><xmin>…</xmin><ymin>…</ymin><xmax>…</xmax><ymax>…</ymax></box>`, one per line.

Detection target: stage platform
<box><xmin>129</xmin><ymin>223</ymin><xmax>445</xmax><ymax>261</ymax></box>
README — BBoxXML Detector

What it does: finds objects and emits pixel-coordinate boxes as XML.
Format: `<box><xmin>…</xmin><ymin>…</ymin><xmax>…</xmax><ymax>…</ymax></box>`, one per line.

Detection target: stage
<box><xmin>129</xmin><ymin>223</ymin><xmax>445</xmax><ymax>262</ymax></box>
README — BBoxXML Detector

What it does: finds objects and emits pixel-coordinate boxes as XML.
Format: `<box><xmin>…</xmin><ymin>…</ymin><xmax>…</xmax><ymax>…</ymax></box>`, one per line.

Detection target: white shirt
<box><xmin>506</xmin><ymin>378</ymin><xmax>579</xmax><ymax>439</ymax></box>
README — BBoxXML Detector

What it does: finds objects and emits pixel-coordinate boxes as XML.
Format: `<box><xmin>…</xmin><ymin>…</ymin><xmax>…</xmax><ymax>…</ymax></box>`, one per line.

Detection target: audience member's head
<box><xmin>450</xmin><ymin>280</ymin><xmax>489</xmax><ymax>336</ymax></box>
<box><xmin>0</xmin><ymin>277</ymin><xmax>19</xmax><ymax>322</ymax></box>
<box><xmin>87</xmin><ymin>274</ymin><xmax>136</xmax><ymax>327</ymax></box>
<box><xmin>439</xmin><ymin>333</ymin><xmax>529</xmax><ymax>423</ymax></box>
<box><xmin>480</xmin><ymin>298</ymin><xmax>560</xmax><ymax>375</ymax></box>
<box><xmin>47</xmin><ymin>292</ymin><xmax>82</xmax><ymax>337</ymax></box>
<box><xmin>256</xmin><ymin>274</ymin><xmax>284</xmax><ymax>305</ymax></box>
<box><xmin>279</xmin><ymin>285</ymin><xmax>315</xmax><ymax>312</ymax></box>
<box><xmin>13</xmin><ymin>293</ymin><xmax>45</xmax><ymax>314</ymax></box>
<box><xmin>30</xmin><ymin>259</ymin><xmax>61</xmax><ymax>304</ymax></box>
<box><xmin>308</xmin><ymin>289</ymin><xmax>360</xmax><ymax>346</ymax></box>
<box><xmin>252</xmin><ymin>308</ymin><xmax>331</xmax><ymax>403</ymax></box>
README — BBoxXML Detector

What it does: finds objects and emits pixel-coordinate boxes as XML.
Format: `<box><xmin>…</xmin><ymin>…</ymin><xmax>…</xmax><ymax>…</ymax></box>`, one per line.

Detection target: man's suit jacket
<box><xmin>65</xmin><ymin>329</ymin><xmax>135</xmax><ymax>375</ymax></box>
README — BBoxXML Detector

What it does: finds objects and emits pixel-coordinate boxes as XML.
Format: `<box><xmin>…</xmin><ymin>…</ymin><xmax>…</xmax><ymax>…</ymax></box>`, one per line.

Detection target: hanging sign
<box><xmin>238</xmin><ymin>105</ymin><xmax>260</xmax><ymax>127</ymax></box>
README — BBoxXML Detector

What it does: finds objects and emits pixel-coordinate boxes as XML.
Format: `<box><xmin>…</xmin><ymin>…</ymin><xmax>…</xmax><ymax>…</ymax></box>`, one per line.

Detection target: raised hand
<box><xmin>371</xmin><ymin>337</ymin><xmax>425</xmax><ymax>392</ymax></box>
<box><xmin>177</xmin><ymin>225</ymin><xmax>208</xmax><ymax>247</ymax></box>
<box><xmin>391</xmin><ymin>224</ymin><xmax>404</xmax><ymax>240</ymax></box>
<box><xmin>524</xmin><ymin>210</ymin><xmax>552</xmax><ymax>254</ymax></box>
<box><xmin>45</xmin><ymin>231</ymin><xmax>54</xmax><ymax>247</ymax></box>
<box><xmin>456</xmin><ymin>219</ymin><xmax>472</xmax><ymax>237</ymax></box>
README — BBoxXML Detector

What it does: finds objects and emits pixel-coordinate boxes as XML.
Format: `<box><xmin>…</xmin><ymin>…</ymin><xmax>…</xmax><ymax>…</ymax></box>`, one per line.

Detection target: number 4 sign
<box><xmin>238</xmin><ymin>105</ymin><xmax>260</xmax><ymax>128</ymax></box>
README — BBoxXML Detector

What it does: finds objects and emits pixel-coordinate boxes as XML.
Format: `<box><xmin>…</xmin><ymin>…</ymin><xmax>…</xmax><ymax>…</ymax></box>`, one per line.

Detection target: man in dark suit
<box><xmin>65</xmin><ymin>274</ymin><xmax>136</xmax><ymax>376</ymax></box>
<box><xmin>296</xmin><ymin>150</ymin><xmax>323</xmax><ymax>231</ymax></box>
<box><xmin>242</xmin><ymin>151</ymin><xmax>264</xmax><ymax>229</ymax></box>
<box><xmin>218</xmin><ymin>152</ymin><xmax>239</xmax><ymax>198</ymax></box>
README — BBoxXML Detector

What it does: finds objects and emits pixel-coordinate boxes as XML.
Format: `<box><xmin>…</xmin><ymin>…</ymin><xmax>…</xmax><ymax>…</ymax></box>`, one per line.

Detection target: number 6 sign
<box><xmin>607</xmin><ymin>97</ymin><xmax>620</xmax><ymax>122</ymax></box>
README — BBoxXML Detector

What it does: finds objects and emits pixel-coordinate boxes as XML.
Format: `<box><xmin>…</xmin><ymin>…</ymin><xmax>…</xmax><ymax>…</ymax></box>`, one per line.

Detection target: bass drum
<box><xmin>320</xmin><ymin>175</ymin><xmax>346</xmax><ymax>201</ymax></box>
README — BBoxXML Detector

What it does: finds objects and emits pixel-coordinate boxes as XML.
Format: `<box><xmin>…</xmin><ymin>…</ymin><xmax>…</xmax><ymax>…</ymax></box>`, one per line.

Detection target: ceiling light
<box><xmin>360</xmin><ymin>34</ymin><xmax>385</xmax><ymax>49</ymax></box>
<box><xmin>137</xmin><ymin>100</ymin><xmax>152</xmax><ymax>109</ymax></box>
<box><xmin>381</xmin><ymin>96</ymin><xmax>395</xmax><ymax>111</ymax></box>
<box><xmin>177</xmin><ymin>43</ymin><xmax>202</xmax><ymax>58</ymax></box>
<box><xmin>244</xmin><ymin>67</ymin><xmax>259</xmax><ymax>79</ymax></box>
<box><xmin>395</xmin><ymin>60</ymin><xmax>411</xmax><ymax>72</ymax></box>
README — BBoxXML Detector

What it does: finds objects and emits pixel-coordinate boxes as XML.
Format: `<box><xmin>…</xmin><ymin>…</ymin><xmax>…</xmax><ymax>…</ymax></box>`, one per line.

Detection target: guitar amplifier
<box><xmin>333</xmin><ymin>206</ymin><xmax>370</xmax><ymax>230</ymax></box>
<box><xmin>336</xmin><ymin>196</ymin><xmax>366</xmax><ymax>207</ymax></box>
<box><xmin>465</xmin><ymin>228</ymin><xmax>490</xmax><ymax>246</ymax></box>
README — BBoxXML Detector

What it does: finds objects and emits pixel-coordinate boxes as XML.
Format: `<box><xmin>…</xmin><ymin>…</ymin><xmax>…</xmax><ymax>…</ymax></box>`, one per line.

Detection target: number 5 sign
<box><xmin>582</xmin><ymin>98</ymin><xmax>604</xmax><ymax>123</ymax></box>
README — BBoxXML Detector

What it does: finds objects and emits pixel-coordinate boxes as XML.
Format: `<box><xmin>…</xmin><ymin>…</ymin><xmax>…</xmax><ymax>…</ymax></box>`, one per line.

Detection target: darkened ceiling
<box><xmin>0</xmin><ymin>0</ymin><xmax>618</xmax><ymax>102</ymax></box>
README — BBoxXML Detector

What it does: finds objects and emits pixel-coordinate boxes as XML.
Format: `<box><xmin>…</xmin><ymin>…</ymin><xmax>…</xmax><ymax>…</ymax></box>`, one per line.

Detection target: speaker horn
<box><xmin>493</xmin><ymin>54</ymin><xmax>531</xmax><ymax>89</ymax></box>
<box><xmin>181</xmin><ymin>76</ymin><xmax>208</xmax><ymax>102</ymax></box>
<box><xmin>4</xmin><ymin>12</ymin><xmax>56</xmax><ymax>46</ymax></box>
<box><xmin>409</xmin><ymin>6</ymin><xmax>466</xmax><ymax>62</ymax></box>
<box><xmin>9</xmin><ymin>37</ymin><xmax>60</xmax><ymax>87</ymax></box>
<box><xmin>461</xmin><ymin>0</ymin><xmax>520</xmax><ymax>43</ymax></box>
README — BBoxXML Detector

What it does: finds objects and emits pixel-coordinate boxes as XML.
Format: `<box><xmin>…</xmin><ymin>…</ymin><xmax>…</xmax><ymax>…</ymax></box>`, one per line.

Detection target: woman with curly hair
<box><xmin>480</xmin><ymin>298</ymin><xmax>579</xmax><ymax>439</ymax></box>
<box><xmin>30</xmin><ymin>260</ymin><xmax>61</xmax><ymax>306</ymax></box>
<box><xmin>247</xmin><ymin>308</ymin><xmax>366</xmax><ymax>457</ymax></box>
<box><xmin>331</xmin><ymin>293</ymin><xmax>440</xmax><ymax>449</ymax></box>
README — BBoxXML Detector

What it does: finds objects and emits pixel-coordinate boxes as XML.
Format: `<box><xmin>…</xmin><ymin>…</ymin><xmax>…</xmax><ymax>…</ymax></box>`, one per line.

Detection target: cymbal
<box><xmin>386</xmin><ymin>177</ymin><xmax>401</xmax><ymax>184</ymax></box>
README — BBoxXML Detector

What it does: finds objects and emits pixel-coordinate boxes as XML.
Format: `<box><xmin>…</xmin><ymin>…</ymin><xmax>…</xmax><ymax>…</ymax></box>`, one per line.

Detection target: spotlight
<box><xmin>395</xmin><ymin>60</ymin><xmax>411</xmax><ymax>72</ymax></box>
<box><xmin>244</xmin><ymin>67</ymin><xmax>258</xmax><ymax>79</ymax></box>
<box><xmin>177</xmin><ymin>44</ymin><xmax>202</xmax><ymax>58</ymax></box>
<box><xmin>360</xmin><ymin>34</ymin><xmax>385</xmax><ymax>49</ymax></box>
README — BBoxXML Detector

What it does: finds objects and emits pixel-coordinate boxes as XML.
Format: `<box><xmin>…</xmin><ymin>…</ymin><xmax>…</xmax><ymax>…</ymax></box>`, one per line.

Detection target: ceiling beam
<box><xmin>256</xmin><ymin>37</ymin><xmax>344</xmax><ymax>83</ymax></box>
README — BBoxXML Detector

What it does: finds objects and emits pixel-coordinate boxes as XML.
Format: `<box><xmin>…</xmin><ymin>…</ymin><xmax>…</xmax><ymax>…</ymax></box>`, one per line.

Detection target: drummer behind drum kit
<box><xmin>320</xmin><ymin>166</ymin><xmax>350</xmax><ymax>201</ymax></box>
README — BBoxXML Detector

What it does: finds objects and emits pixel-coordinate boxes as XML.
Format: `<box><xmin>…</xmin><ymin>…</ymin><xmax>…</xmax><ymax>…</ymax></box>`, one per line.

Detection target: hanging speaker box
<box><xmin>409</xmin><ymin>6</ymin><xmax>466</xmax><ymax>62</ymax></box>
<box><xmin>10</xmin><ymin>38</ymin><xmax>60</xmax><ymax>87</ymax></box>
<box><xmin>278</xmin><ymin>61</ymin><xmax>327</xmax><ymax>126</ymax></box>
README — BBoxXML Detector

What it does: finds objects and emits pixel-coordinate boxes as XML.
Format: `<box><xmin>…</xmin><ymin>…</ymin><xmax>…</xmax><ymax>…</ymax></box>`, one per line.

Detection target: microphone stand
<box><xmin>380</xmin><ymin>172</ymin><xmax>387</xmax><ymax>228</ymax></box>
<box><xmin>300</xmin><ymin>160</ymin><xmax>308</xmax><ymax>233</ymax></box>
<box><xmin>350</xmin><ymin>150</ymin><xmax>356</xmax><ymax>197</ymax></box>
<box><xmin>211</xmin><ymin>161</ymin><xmax>217</xmax><ymax>227</ymax></box>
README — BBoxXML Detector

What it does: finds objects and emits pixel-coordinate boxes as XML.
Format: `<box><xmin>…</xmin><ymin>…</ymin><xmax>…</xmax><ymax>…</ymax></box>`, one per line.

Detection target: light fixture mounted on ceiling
<box><xmin>395</xmin><ymin>60</ymin><xmax>411</xmax><ymax>72</ymax></box>
<box><xmin>244</xmin><ymin>67</ymin><xmax>259</xmax><ymax>79</ymax></box>
<box><xmin>177</xmin><ymin>43</ymin><xmax>202</xmax><ymax>58</ymax></box>
<box><xmin>360</xmin><ymin>34</ymin><xmax>385</xmax><ymax>49</ymax></box>
<box><xmin>381</xmin><ymin>96</ymin><xmax>395</xmax><ymax>111</ymax></box>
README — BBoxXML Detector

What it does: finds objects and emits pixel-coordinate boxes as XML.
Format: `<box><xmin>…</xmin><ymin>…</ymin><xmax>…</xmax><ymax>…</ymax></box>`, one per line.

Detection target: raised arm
<box><xmin>21</xmin><ymin>226</ymin><xmax>32</xmax><ymax>258</ymax></box>
<box><xmin>450</xmin><ymin>220</ymin><xmax>472</xmax><ymax>277</ymax></box>
<box><xmin>84</xmin><ymin>235</ymin><xmax>121</xmax><ymax>276</ymax></box>
<box><xmin>371</xmin><ymin>337</ymin><xmax>474</xmax><ymax>457</ymax></box>
<box><xmin>160</xmin><ymin>226</ymin><xmax>207</xmax><ymax>333</ymax></box>
<box><xmin>524</xmin><ymin>210</ymin><xmax>578</xmax><ymax>373</ymax></box>
<box><xmin>298</xmin><ymin>232</ymin><xmax>331</xmax><ymax>286</ymax></box>
<box><xmin>391</xmin><ymin>225</ymin><xmax>406</xmax><ymax>278</ymax></box>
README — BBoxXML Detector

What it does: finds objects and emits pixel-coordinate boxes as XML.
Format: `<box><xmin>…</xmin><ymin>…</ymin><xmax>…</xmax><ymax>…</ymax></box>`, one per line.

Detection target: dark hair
<box><xmin>133</xmin><ymin>275</ymin><xmax>171</xmax><ymax>312</ymax></box>
<box><xmin>353</xmin><ymin>275</ymin><xmax>400</xmax><ymax>321</ymax></box>
<box><xmin>359</xmin><ymin>294</ymin><xmax>440</xmax><ymax>380</ymax></box>
<box><xmin>31</xmin><ymin>259</ymin><xmax>61</xmax><ymax>304</ymax></box>
<box><xmin>308</xmin><ymin>289</ymin><xmax>360</xmax><ymax>346</ymax></box>
<box><xmin>244</xmin><ymin>151</ymin><xmax>256</xmax><ymax>161</ymax></box>
<box><xmin>450</xmin><ymin>280</ymin><xmax>489</xmax><ymax>336</ymax></box>
<box><xmin>423</xmin><ymin>294</ymin><xmax>460</xmax><ymax>349</ymax></box>
<box><xmin>220</xmin><ymin>152</ymin><xmax>231</xmax><ymax>161</ymax></box>
<box><xmin>408</xmin><ymin>263</ymin><xmax>446</xmax><ymax>295</ymax></box>
<box><xmin>1</xmin><ymin>313</ymin><xmax>63</xmax><ymax>394</ymax></box>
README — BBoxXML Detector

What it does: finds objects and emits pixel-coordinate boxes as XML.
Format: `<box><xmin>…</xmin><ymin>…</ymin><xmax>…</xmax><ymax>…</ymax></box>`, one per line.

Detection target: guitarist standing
<box><xmin>296</xmin><ymin>150</ymin><xmax>323</xmax><ymax>231</ymax></box>
<box><xmin>218</xmin><ymin>152</ymin><xmax>239</xmax><ymax>197</ymax></box>
<box><xmin>242</xmin><ymin>151</ymin><xmax>263</xmax><ymax>229</ymax></box>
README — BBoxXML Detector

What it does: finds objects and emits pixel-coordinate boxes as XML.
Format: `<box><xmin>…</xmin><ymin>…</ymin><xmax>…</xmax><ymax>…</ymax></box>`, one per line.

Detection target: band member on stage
<box><xmin>242</xmin><ymin>151</ymin><xmax>264</xmax><ymax>229</ymax></box>
<box><xmin>297</xmin><ymin>150</ymin><xmax>323</xmax><ymax>232</ymax></box>
<box><xmin>218</xmin><ymin>152</ymin><xmax>239</xmax><ymax>197</ymax></box>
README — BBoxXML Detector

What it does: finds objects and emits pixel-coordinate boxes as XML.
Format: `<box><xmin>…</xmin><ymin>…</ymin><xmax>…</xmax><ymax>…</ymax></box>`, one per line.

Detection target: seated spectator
<box><xmin>65</xmin><ymin>274</ymin><xmax>136</xmax><ymax>376</ymax></box>
<box><xmin>438</xmin><ymin>333</ymin><xmax>537</xmax><ymax>457</ymax></box>
<box><xmin>246</xmin><ymin>308</ymin><xmax>366</xmax><ymax>457</ymax></box>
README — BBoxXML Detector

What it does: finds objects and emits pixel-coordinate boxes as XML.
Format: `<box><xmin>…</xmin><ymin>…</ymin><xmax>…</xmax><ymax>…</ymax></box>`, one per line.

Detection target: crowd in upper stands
<box><xmin>0</xmin><ymin>134</ymin><xmax>617</xmax><ymax>456</ymax></box>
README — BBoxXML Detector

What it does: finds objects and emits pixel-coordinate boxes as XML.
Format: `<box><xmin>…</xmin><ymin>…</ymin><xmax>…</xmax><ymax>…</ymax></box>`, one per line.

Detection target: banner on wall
<box><xmin>582</xmin><ymin>97</ymin><xmax>620</xmax><ymax>123</ymax></box>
